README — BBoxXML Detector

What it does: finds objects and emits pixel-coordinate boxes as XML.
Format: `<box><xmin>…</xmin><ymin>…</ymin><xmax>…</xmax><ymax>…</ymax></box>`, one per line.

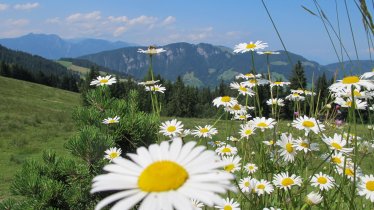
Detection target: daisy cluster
<box><xmin>87</xmin><ymin>42</ymin><xmax>374</xmax><ymax>210</ymax></box>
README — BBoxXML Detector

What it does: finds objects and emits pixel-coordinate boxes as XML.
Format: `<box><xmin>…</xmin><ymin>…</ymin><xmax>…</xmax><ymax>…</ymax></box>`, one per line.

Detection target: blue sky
<box><xmin>0</xmin><ymin>0</ymin><xmax>372</xmax><ymax>64</ymax></box>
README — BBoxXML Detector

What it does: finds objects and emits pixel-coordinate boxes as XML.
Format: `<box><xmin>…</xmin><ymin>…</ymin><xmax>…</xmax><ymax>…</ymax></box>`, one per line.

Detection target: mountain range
<box><xmin>0</xmin><ymin>33</ymin><xmax>136</xmax><ymax>60</ymax></box>
<box><xmin>0</xmin><ymin>33</ymin><xmax>373</xmax><ymax>87</ymax></box>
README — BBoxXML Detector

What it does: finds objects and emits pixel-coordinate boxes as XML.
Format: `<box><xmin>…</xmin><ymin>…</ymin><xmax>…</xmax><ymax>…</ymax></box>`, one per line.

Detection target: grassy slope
<box><xmin>0</xmin><ymin>76</ymin><xmax>80</xmax><ymax>198</ymax></box>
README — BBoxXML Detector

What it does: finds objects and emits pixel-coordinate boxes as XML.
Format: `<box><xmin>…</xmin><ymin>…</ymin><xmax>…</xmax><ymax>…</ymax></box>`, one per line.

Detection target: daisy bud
<box><xmin>368</xmin><ymin>125</ymin><xmax>373</xmax><ymax>130</ymax></box>
<box><xmin>306</xmin><ymin>192</ymin><xmax>323</xmax><ymax>205</ymax></box>
<box><xmin>251</xmin><ymin>152</ymin><xmax>256</xmax><ymax>155</ymax></box>
<box><xmin>325</xmin><ymin>104</ymin><xmax>332</xmax><ymax>109</ymax></box>
<box><xmin>287</xmin><ymin>123</ymin><xmax>291</xmax><ymax>127</ymax></box>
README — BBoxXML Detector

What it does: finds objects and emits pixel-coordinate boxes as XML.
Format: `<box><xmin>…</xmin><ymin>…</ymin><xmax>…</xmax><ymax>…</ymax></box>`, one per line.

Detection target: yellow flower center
<box><xmin>317</xmin><ymin>177</ymin><xmax>328</xmax><ymax>184</ymax></box>
<box><xmin>342</xmin><ymin>76</ymin><xmax>360</xmax><ymax>84</ymax></box>
<box><xmin>286</xmin><ymin>143</ymin><xmax>294</xmax><ymax>153</ymax></box>
<box><xmin>331</xmin><ymin>157</ymin><xmax>342</xmax><ymax>164</ymax></box>
<box><xmin>138</xmin><ymin>161</ymin><xmax>188</xmax><ymax>192</ymax></box>
<box><xmin>281</xmin><ymin>178</ymin><xmax>294</xmax><ymax>186</ymax></box>
<box><xmin>300</xmin><ymin>142</ymin><xmax>309</xmax><ymax>148</ymax></box>
<box><xmin>221</xmin><ymin>96</ymin><xmax>231</xmax><ymax>103</ymax></box>
<box><xmin>366</xmin><ymin>181</ymin><xmax>374</xmax><ymax>191</ymax></box>
<box><xmin>244</xmin><ymin>181</ymin><xmax>250</xmax><ymax>187</ymax></box>
<box><xmin>239</xmin><ymin>115</ymin><xmax>246</xmax><ymax>119</ymax></box>
<box><xmin>222</xmin><ymin>147</ymin><xmax>232</xmax><ymax>153</ymax></box>
<box><xmin>245</xmin><ymin>73</ymin><xmax>254</xmax><ymax>77</ymax></box>
<box><xmin>246</xmin><ymin>43</ymin><xmax>257</xmax><ymax>49</ymax></box>
<box><xmin>248</xmin><ymin>165</ymin><xmax>255</xmax><ymax>170</ymax></box>
<box><xmin>167</xmin><ymin>126</ymin><xmax>176</xmax><ymax>132</ymax></box>
<box><xmin>257</xmin><ymin>184</ymin><xmax>265</xmax><ymax>189</ymax></box>
<box><xmin>274</xmin><ymin>82</ymin><xmax>283</xmax><ymax>85</ymax></box>
<box><xmin>200</xmin><ymin>128</ymin><xmax>209</xmax><ymax>133</ymax></box>
<box><xmin>224</xmin><ymin>205</ymin><xmax>233</xmax><ymax>210</ymax></box>
<box><xmin>293</xmin><ymin>93</ymin><xmax>300</xmax><ymax>97</ymax></box>
<box><xmin>99</xmin><ymin>79</ymin><xmax>109</xmax><ymax>84</ymax></box>
<box><xmin>245</xmin><ymin>129</ymin><xmax>252</xmax><ymax>135</ymax></box>
<box><xmin>249</xmin><ymin>79</ymin><xmax>257</xmax><ymax>84</ymax></box>
<box><xmin>269</xmin><ymin>140</ymin><xmax>274</xmax><ymax>145</ymax></box>
<box><xmin>257</xmin><ymin>122</ymin><xmax>268</xmax><ymax>128</ymax></box>
<box><xmin>331</xmin><ymin>142</ymin><xmax>343</xmax><ymax>150</ymax></box>
<box><xmin>108</xmin><ymin>119</ymin><xmax>116</xmax><ymax>124</ymax></box>
<box><xmin>302</xmin><ymin>120</ymin><xmax>315</xmax><ymax>128</ymax></box>
<box><xmin>239</xmin><ymin>86</ymin><xmax>247</xmax><ymax>92</ymax></box>
<box><xmin>109</xmin><ymin>152</ymin><xmax>119</xmax><ymax>159</ymax></box>
<box><xmin>345</xmin><ymin>101</ymin><xmax>353</xmax><ymax>107</ymax></box>
<box><xmin>345</xmin><ymin>168</ymin><xmax>354</xmax><ymax>176</ymax></box>
<box><xmin>233</xmin><ymin>104</ymin><xmax>241</xmax><ymax>110</ymax></box>
<box><xmin>353</xmin><ymin>90</ymin><xmax>362</xmax><ymax>97</ymax></box>
<box><xmin>224</xmin><ymin>164</ymin><xmax>235</xmax><ymax>172</ymax></box>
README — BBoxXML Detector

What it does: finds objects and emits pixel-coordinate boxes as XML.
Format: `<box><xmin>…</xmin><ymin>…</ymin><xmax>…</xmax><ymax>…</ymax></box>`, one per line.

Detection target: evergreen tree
<box><xmin>289</xmin><ymin>60</ymin><xmax>307</xmax><ymax>90</ymax></box>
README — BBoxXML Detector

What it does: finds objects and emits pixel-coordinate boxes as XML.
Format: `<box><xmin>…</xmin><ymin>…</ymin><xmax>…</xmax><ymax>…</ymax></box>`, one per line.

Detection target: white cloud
<box><xmin>108</xmin><ymin>16</ymin><xmax>128</xmax><ymax>23</ymax></box>
<box><xmin>5</xmin><ymin>19</ymin><xmax>30</xmax><ymax>26</ymax></box>
<box><xmin>0</xmin><ymin>3</ymin><xmax>9</xmax><ymax>11</ymax></box>
<box><xmin>161</xmin><ymin>16</ymin><xmax>176</xmax><ymax>26</ymax></box>
<box><xmin>66</xmin><ymin>11</ymin><xmax>101</xmax><ymax>23</ymax></box>
<box><xmin>14</xmin><ymin>2</ymin><xmax>39</xmax><ymax>10</ymax></box>
<box><xmin>45</xmin><ymin>17</ymin><xmax>60</xmax><ymax>24</ymax></box>
<box><xmin>128</xmin><ymin>15</ymin><xmax>158</xmax><ymax>25</ymax></box>
<box><xmin>187</xmin><ymin>27</ymin><xmax>213</xmax><ymax>41</ymax></box>
<box><xmin>113</xmin><ymin>26</ymin><xmax>127</xmax><ymax>37</ymax></box>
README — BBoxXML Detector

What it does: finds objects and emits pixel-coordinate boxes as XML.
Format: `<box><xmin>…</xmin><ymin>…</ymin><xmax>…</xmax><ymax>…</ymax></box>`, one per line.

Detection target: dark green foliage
<box><xmin>289</xmin><ymin>60</ymin><xmax>307</xmax><ymax>90</ymax></box>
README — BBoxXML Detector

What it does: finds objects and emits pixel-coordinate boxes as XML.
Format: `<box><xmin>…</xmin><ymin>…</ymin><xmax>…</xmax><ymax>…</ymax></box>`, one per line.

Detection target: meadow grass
<box><xmin>0</xmin><ymin>76</ymin><xmax>80</xmax><ymax>198</ymax></box>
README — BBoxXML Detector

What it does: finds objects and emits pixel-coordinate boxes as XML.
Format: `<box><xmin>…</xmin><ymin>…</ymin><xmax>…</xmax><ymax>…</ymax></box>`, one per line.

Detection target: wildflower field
<box><xmin>2</xmin><ymin>1</ymin><xmax>374</xmax><ymax>210</ymax></box>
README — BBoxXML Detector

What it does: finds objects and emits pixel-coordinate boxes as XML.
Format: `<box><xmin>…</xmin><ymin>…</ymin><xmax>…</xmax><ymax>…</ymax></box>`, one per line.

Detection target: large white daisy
<box><xmin>215</xmin><ymin>144</ymin><xmax>238</xmax><ymax>156</ymax></box>
<box><xmin>310</xmin><ymin>172</ymin><xmax>335</xmax><ymax>191</ymax></box>
<box><xmin>138</xmin><ymin>46</ymin><xmax>166</xmax><ymax>55</ymax></box>
<box><xmin>276</xmin><ymin>133</ymin><xmax>297</xmax><ymax>163</ymax></box>
<box><xmin>239</xmin><ymin>177</ymin><xmax>254</xmax><ymax>192</ymax></box>
<box><xmin>254</xmin><ymin>179</ymin><xmax>274</xmax><ymax>195</ymax></box>
<box><xmin>145</xmin><ymin>84</ymin><xmax>166</xmax><ymax>93</ymax></box>
<box><xmin>270</xmin><ymin>81</ymin><xmax>290</xmax><ymax>88</ymax></box>
<box><xmin>292</xmin><ymin>137</ymin><xmax>319</xmax><ymax>153</ymax></box>
<box><xmin>239</xmin><ymin>123</ymin><xmax>256</xmax><ymax>139</ymax></box>
<box><xmin>273</xmin><ymin>172</ymin><xmax>302</xmax><ymax>190</ymax></box>
<box><xmin>285</xmin><ymin>93</ymin><xmax>305</xmax><ymax>101</ymax></box>
<box><xmin>213</xmin><ymin>96</ymin><xmax>238</xmax><ymax>108</ymax></box>
<box><xmin>104</xmin><ymin>147</ymin><xmax>122</xmax><ymax>162</ymax></box>
<box><xmin>233</xmin><ymin>41</ymin><xmax>268</xmax><ymax>53</ymax></box>
<box><xmin>229</xmin><ymin>82</ymin><xmax>255</xmax><ymax>96</ymax></box>
<box><xmin>244</xmin><ymin>163</ymin><xmax>258</xmax><ymax>174</ymax></box>
<box><xmin>215</xmin><ymin>198</ymin><xmax>240</xmax><ymax>210</ymax></box>
<box><xmin>191</xmin><ymin>125</ymin><xmax>218</xmax><ymax>139</ymax></box>
<box><xmin>241</xmin><ymin>79</ymin><xmax>270</xmax><ymax>88</ymax></box>
<box><xmin>222</xmin><ymin>155</ymin><xmax>241</xmax><ymax>173</ymax></box>
<box><xmin>159</xmin><ymin>119</ymin><xmax>184</xmax><ymax>137</ymax></box>
<box><xmin>266</xmin><ymin>98</ymin><xmax>285</xmax><ymax>107</ymax></box>
<box><xmin>235</xmin><ymin>73</ymin><xmax>262</xmax><ymax>80</ymax></box>
<box><xmin>334</xmin><ymin>97</ymin><xmax>367</xmax><ymax>110</ymax></box>
<box><xmin>322</xmin><ymin>133</ymin><xmax>353</xmax><ymax>154</ymax></box>
<box><xmin>91</xmin><ymin>138</ymin><xmax>234</xmax><ymax>210</ymax></box>
<box><xmin>250</xmin><ymin>117</ymin><xmax>276</xmax><ymax>131</ymax></box>
<box><xmin>330</xmin><ymin>75</ymin><xmax>374</xmax><ymax>91</ymax></box>
<box><xmin>292</xmin><ymin>116</ymin><xmax>325</xmax><ymax>136</ymax></box>
<box><xmin>358</xmin><ymin>174</ymin><xmax>374</xmax><ymax>202</ymax></box>
<box><xmin>90</xmin><ymin>75</ymin><xmax>117</xmax><ymax>86</ymax></box>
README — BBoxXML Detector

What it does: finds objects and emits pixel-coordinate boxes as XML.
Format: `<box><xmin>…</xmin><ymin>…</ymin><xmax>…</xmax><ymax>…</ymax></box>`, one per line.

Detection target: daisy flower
<box><xmin>254</xmin><ymin>179</ymin><xmax>274</xmax><ymax>195</ymax></box>
<box><xmin>250</xmin><ymin>117</ymin><xmax>276</xmax><ymax>131</ymax></box>
<box><xmin>104</xmin><ymin>147</ymin><xmax>122</xmax><ymax>162</ymax></box>
<box><xmin>222</xmin><ymin>156</ymin><xmax>241</xmax><ymax>173</ymax></box>
<box><xmin>230</xmin><ymin>82</ymin><xmax>255</xmax><ymax>96</ymax></box>
<box><xmin>191</xmin><ymin>199</ymin><xmax>204</xmax><ymax>210</ymax></box>
<box><xmin>225</xmin><ymin>104</ymin><xmax>248</xmax><ymax>115</ymax></box>
<box><xmin>90</xmin><ymin>75</ymin><xmax>117</xmax><ymax>86</ymax></box>
<box><xmin>102</xmin><ymin>116</ymin><xmax>120</xmax><ymax>124</ymax></box>
<box><xmin>335</xmin><ymin>163</ymin><xmax>362</xmax><ymax>181</ymax></box>
<box><xmin>291</xmin><ymin>89</ymin><xmax>305</xmax><ymax>94</ymax></box>
<box><xmin>257</xmin><ymin>50</ymin><xmax>280</xmax><ymax>55</ymax></box>
<box><xmin>277</xmin><ymin>133</ymin><xmax>297</xmax><ymax>162</ymax></box>
<box><xmin>304</xmin><ymin>90</ymin><xmax>316</xmax><ymax>96</ymax></box>
<box><xmin>292</xmin><ymin>115</ymin><xmax>325</xmax><ymax>136</ymax></box>
<box><xmin>285</xmin><ymin>93</ymin><xmax>305</xmax><ymax>101</ymax></box>
<box><xmin>216</xmin><ymin>144</ymin><xmax>238</xmax><ymax>156</ymax></box>
<box><xmin>241</xmin><ymin>79</ymin><xmax>270</xmax><ymax>88</ymax></box>
<box><xmin>292</xmin><ymin>137</ymin><xmax>319</xmax><ymax>153</ymax></box>
<box><xmin>270</xmin><ymin>81</ymin><xmax>290</xmax><ymax>88</ymax></box>
<box><xmin>334</xmin><ymin>97</ymin><xmax>367</xmax><ymax>110</ymax></box>
<box><xmin>361</xmin><ymin>69</ymin><xmax>374</xmax><ymax>79</ymax></box>
<box><xmin>233</xmin><ymin>114</ymin><xmax>251</xmax><ymax>121</ymax></box>
<box><xmin>235</xmin><ymin>73</ymin><xmax>262</xmax><ymax>80</ymax></box>
<box><xmin>239</xmin><ymin>177</ymin><xmax>253</xmax><ymax>192</ymax></box>
<box><xmin>310</xmin><ymin>172</ymin><xmax>335</xmax><ymax>191</ymax></box>
<box><xmin>138</xmin><ymin>46</ymin><xmax>166</xmax><ymax>55</ymax></box>
<box><xmin>263</xmin><ymin>140</ymin><xmax>275</xmax><ymax>146</ymax></box>
<box><xmin>208</xmin><ymin>140</ymin><xmax>224</xmax><ymax>147</ymax></box>
<box><xmin>358</xmin><ymin>174</ymin><xmax>374</xmax><ymax>202</ymax></box>
<box><xmin>159</xmin><ymin>119</ymin><xmax>184</xmax><ymax>137</ymax></box>
<box><xmin>239</xmin><ymin>123</ymin><xmax>256</xmax><ymax>139</ymax></box>
<box><xmin>244</xmin><ymin>163</ymin><xmax>258</xmax><ymax>174</ymax></box>
<box><xmin>329</xmin><ymin>75</ymin><xmax>374</xmax><ymax>91</ymax></box>
<box><xmin>322</xmin><ymin>133</ymin><xmax>353</xmax><ymax>154</ymax></box>
<box><xmin>213</xmin><ymin>96</ymin><xmax>238</xmax><ymax>108</ymax></box>
<box><xmin>273</xmin><ymin>172</ymin><xmax>302</xmax><ymax>190</ymax></box>
<box><xmin>326</xmin><ymin>151</ymin><xmax>349</xmax><ymax>166</ymax></box>
<box><xmin>177</xmin><ymin>129</ymin><xmax>191</xmax><ymax>138</ymax></box>
<box><xmin>191</xmin><ymin>125</ymin><xmax>218</xmax><ymax>139</ymax></box>
<box><xmin>138</xmin><ymin>80</ymin><xmax>160</xmax><ymax>86</ymax></box>
<box><xmin>227</xmin><ymin>136</ymin><xmax>240</xmax><ymax>142</ymax></box>
<box><xmin>91</xmin><ymin>138</ymin><xmax>234</xmax><ymax>210</ymax></box>
<box><xmin>215</xmin><ymin>198</ymin><xmax>240</xmax><ymax>210</ymax></box>
<box><xmin>305</xmin><ymin>191</ymin><xmax>323</xmax><ymax>205</ymax></box>
<box><xmin>266</xmin><ymin>98</ymin><xmax>285</xmax><ymax>107</ymax></box>
<box><xmin>145</xmin><ymin>84</ymin><xmax>166</xmax><ymax>93</ymax></box>
<box><xmin>332</xmin><ymin>88</ymin><xmax>367</xmax><ymax>99</ymax></box>
<box><xmin>233</xmin><ymin>41</ymin><xmax>268</xmax><ymax>53</ymax></box>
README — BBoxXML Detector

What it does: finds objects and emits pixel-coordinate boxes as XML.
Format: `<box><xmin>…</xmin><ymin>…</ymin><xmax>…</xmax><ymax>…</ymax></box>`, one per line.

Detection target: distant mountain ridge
<box><xmin>79</xmin><ymin>42</ymin><xmax>336</xmax><ymax>87</ymax></box>
<box><xmin>0</xmin><ymin>33</ymin><xmax>136</xmax><ymax>60</ymax></box>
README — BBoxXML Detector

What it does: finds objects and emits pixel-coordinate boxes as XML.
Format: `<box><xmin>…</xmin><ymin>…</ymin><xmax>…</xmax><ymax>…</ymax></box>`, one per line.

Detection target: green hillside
<box><xmin>0</xmin><ymin>76</ymin><xmax>80</xmax><ymax>198</ymax></box>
